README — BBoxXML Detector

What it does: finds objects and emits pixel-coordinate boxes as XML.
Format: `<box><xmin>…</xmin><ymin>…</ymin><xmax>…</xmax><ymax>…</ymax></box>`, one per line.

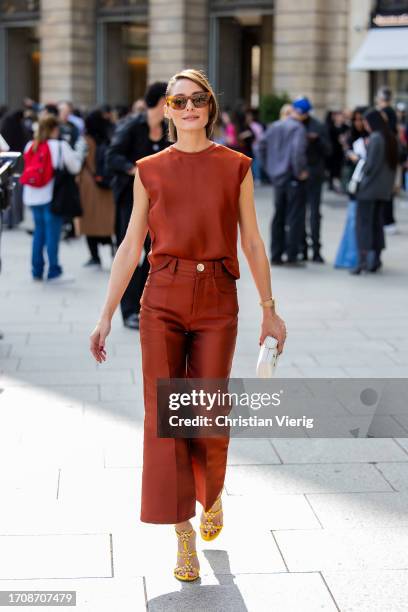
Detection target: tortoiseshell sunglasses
<box><xmin>165</xmin><ymin>92</ymin><xmax>212</xmax><ymax>110</ymax></box>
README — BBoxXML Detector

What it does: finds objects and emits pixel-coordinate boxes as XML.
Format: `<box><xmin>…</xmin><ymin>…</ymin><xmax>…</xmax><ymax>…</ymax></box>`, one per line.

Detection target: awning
<box><xmin>349</xmin><ymin>27</ymin><xmax>408</xmax><ymax>71</ymax></box>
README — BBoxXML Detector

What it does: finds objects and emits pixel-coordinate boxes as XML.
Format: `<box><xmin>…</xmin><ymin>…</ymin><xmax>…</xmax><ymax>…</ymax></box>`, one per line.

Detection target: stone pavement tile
<box><xmin>274</xmin><ymin>527</ymin><xmax>408</xmax><ymax>571</ymax></box>
<box><xmin>360</xmin><ymin>326</ymin><xmax>408</xmax><ymax>340</ymax></box>
<box><xmin>286</xmin><ymin>339</ymin><xmax>396</xmax><ymax>353</ymax></box>
<box><xmin>343</xmin><ymin>366</ymin><xmax>408</xmax><ymax>378</ymax></box>
<box><xmin>226</xmin><ymin>439</ymin><xmax>281</xmax><ymax>465</ymax></box>
<box><xmin>82</xmin><ymin>400</ymin><xmax>144</xmax><ymax>424</ymax></box>
<box><xmin>306</xmin><ymin>491</ymin><xmax>408</xmax><ymax>529</ymax></box>
<box><xmin>0</xmin><ymin>332</ymin><xmax>29</xmax><ymax>345</ymax></box>
<box><xmin>0</xmin><ymin>577</ymin><xmax>145</xmax><ymax>612</ymax></box>
<box><xmin>10</xmin><ymin>345</ymin><xmax>96</xmax><ymax>358</ymax></box>
<box><xmin>1</xmin><ymin>310</ymin><xmax>61</xmax><ymax>323</ymax></box>
<box><xmin>1</xmin><ymin>382</ymin><xmax>98</xmax><ymax>403</ymax></box>
<box><xmin>100</xmin><ymin>384</ymin><xmax>142</xmax><ymax>402</ymax></box>
<box><xmin>322</xmin><ymin>569</ymin><xmax>408</xmax><ymax>612</ymax></box>
<box><xmin>231</xmin><ymin>365</ymin><xmax>302</xmax><ymax>378</ymax></box>
<box><xmin>285</xmin><ymin>329</ymin><xmax>367</xmax><ymax>340</ymax></box>
<box><xmin>1</xmin><ymin>322</ymin><xmax>71</xmax><ymax>333</ymax></box>
<box><xmin>0</xmin><ymin>534</ymin><xmax>112</xmax><ymax>579</ymax></box>
<box><xmin>1</xmin><ymin>370</ymin><xmax>132</xmax><ymax>385</ymax></box>
<box><xmin>0</xmin><ymin>467</ymin><xmax>58</xmax><ymax>501</ymax></box>
<box><xmin>25</xmin><ymin>332</ymin><xmax>132</xmax><ymax>345</ymax></box>
<box><xmin>17</xmin><ymin>356</ymin><xmax>99</xmax><ymax>371</ymax></box>
<box><xmin>103</xmin><ymin>430</ymin><xmax>144</xmax><ymax>468</ymax></box>
<box><xmin>145</xmin><ymin>572</ymin><xmax>337</xmax><ymax>612</ymax></box>
<box><xmin>225</xmin><ymin>492</ymin><xmax>321</xmax><ymax>530</ymax></box>
<box><xmin>313</xmin><ymin>350</ymin><xmax>398</xmax><ymax>367</ymax></box>
<box><xmin>224</xmin><ymin>464</ymin><xmax>393</xmax><ymax>495</ymax></box>
<box><xmin>114</xmin><ymin>516</ymin><xmax>285</xmax><ymax>578</ymax></box>
<box><xmin>393</xmin><ymin>438</ymin><xmax>408</xmax><ymax>454</ymax></box>
<box><xmin>58</xmin><ymin>467</ymin><xmax>141</xmax><ymax>511</ymax></box>
<box><xmin>389</xmin><ymin>350</ymin><xmax>408</xmax><ymax>365</ymax></box>
<box><xmin>0</xmin><ymin>357</ymin><xmax>19</xmax><ymax>372</ymax></box>
<box><xmin>375</xmin><ymin>459</ymin><xmax>408</xmax><ymax>491</ymax></box>
<box><xmin>0</xmin><ymin>343</ymin><xmax>11</xmax><ymax>358</ymax></box>
<box><xmin>296</xmin><ymin>366</ymin><xmax>349</xmax><ymax>378</ymax></box>
<box><xmin>271</xmin><ymin>438</ymin><xmax>408</xmax><ymax>463</ymax></box>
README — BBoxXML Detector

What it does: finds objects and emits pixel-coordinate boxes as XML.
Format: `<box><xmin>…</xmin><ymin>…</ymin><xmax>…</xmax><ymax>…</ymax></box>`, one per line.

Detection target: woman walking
<box><xmin>351</xmin><ymin>108</ymin><xmax>398</xmax><ymax>274</ymax></box>
<box><xmin>89</xmin><ymin>68</ymin><xmax>286</xmax><ymax>581</ymax></box>
<box><xmin>334</xmin><ymin>106</ymin><xmax>368</xmax><ymax>269</ymax></box>
<box><xmin>21</xmin><ymin>114</ymin><xmax>82</xmax><ymax>282</ymax></box>
<box><xmin>75</xmin><ymin>109</ymin><xmax>115</xmax><ymax>266</ymax></box>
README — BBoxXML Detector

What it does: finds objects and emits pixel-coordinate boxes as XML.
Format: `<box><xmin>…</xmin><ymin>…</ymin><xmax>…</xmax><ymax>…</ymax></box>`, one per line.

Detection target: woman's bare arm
<box><xmin>238</xmin><ymin>168</ymin><xmax>287</xmax><ymax>352</ymax></box>
<box><xmin>89</xmin><ymin>168</ymin><xmax>149</xmax><ymax>362</ymax></box>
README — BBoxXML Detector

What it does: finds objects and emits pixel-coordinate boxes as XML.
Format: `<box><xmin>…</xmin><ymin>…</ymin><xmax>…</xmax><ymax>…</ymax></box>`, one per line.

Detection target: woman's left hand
<box><xmin>259</xmin><ymin>312</ymin><xmax>287</xmax><ymax>354</ymax></box>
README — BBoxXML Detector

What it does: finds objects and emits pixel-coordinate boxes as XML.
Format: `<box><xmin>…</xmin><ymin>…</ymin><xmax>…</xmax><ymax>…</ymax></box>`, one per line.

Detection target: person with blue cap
<box><xmin>292</xmin><ymin>96</ymin><xmax>331</xmax><ymax>263</ymax></box>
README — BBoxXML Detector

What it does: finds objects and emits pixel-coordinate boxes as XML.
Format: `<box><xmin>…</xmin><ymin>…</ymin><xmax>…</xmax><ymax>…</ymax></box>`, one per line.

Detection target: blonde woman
<box><xmin>90</xmin><ymin>69</ymin><xmax>286</xmax><ymax>581</ymax></box>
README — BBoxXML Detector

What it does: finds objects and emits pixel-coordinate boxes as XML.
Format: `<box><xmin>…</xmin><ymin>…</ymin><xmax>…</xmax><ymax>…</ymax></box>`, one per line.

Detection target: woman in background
<box><xmin>75</xmin><ymin>109</ymin><xmax>115</xmax><ymax>267</ymax></box>
<box><xmin>334</xmin><ymin>106</ymin><xmax>368</xmax><ymax>269</ymax></box>
<box><xmin>351</xmin><ymin>108</ymin><xmax>398</xmax><ymax>274</ymax></box>
<box><xmin>21</xmin><ymin>114</ymin><xmax>82</xmax><ymax>282</ymax></box>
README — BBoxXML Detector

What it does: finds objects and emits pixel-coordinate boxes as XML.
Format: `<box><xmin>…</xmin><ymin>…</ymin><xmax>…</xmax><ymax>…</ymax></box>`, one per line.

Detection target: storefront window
<box><xmin>97</xmin><ymin>0</ymin><xmax>145</xmax><ymax>14</ymax></box>
<box><xmin>371</xmin><ymin>70</ymin><xmax>408</xmax><ymax>105</ymax></box>
<box><xmin>0</xmin><ymin>0</ymin><xmax>39</xmax><ymax>18</ymax></box>
<box><xmin>376</xmin><ymin>0</ymin><xmax>408</xmax><ymax>13</ymax></box>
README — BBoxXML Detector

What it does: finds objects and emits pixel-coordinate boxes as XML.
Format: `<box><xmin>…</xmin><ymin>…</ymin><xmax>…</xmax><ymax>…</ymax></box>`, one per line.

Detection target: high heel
<box><xmin>350</xmin><ymin>252</ymin><xmax>367</xmax><ymax>275</ymax></box>
<box><xmin>174</xmin><ymin>527</ymin><xmax>200</xmax><ymax>581</ymax></box>
<box><xmin>200</xmin><ymin>494</ymin><xmax>223</xmax><ymax>541</ymax></box>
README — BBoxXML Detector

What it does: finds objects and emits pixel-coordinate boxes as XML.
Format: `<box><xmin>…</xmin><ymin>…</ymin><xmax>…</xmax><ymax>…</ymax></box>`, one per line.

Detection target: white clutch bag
<box><xmin>256</xmin><ymin>335</ymin><xmax>279</xmax><ymax>377</ymax></box>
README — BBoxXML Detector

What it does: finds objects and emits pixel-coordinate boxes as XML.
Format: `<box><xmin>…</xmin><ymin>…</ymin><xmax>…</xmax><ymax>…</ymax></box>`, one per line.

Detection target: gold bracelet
<box><xmin>259</xmin><ymin>297</ymin><xmax>275</xmax><ymax>309</ymax></box>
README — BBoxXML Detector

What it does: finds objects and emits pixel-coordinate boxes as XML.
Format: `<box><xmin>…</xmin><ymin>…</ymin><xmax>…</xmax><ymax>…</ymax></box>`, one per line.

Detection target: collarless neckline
<box><xmin>168</xmin><ymin>142</ymin><xmax>217</xmax><ymax>155</ymax></box>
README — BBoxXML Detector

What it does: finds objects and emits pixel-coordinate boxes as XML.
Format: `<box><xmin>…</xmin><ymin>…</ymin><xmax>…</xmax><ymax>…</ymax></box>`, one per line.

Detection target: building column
<box><xmin>40</xmin><ymin>0</ymin><xmax>96</xmax><ymax>109</ymax></box>
<box><xmin>346</xmin><ymin>0</ymin><xmax>371</xmax><ymax>109</ymax></box>
<box><xmin>272</xmin><ymin>0</ymin><xmax>349</xmax><ymax>117</ymax></box>
<box><xmin>148</xmin><ymin>0</ymin><xmax>208</xmax><ymax>83</ymax></box>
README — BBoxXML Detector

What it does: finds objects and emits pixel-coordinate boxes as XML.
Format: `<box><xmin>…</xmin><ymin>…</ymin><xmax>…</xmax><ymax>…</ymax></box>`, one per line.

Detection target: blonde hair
<box><xmin>280</xmin><ymin>104</ymin><xmax>293</xmax><ymax>120</ymax></box>
<box><xmin>33</xmin><ymin>114</ymin><xmax>59</xmax><ymax>152</ymax></box>
<box><xmin>165</xmin><ymin>68</ymin><xmax>219</xmax><ymax>143</ymax></box>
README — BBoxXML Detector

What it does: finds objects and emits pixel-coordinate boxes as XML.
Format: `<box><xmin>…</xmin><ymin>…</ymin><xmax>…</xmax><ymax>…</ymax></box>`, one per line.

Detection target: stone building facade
<box><xmin>0</xmin><ymin>0</ymin><xmax>407</xmax><ymax>115</ymax></box>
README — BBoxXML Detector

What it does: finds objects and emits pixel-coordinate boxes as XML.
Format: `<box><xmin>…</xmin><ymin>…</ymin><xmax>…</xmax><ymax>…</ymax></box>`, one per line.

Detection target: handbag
<box><xmin>50</xmin><ymin>142</ymin><xmax>82</xmax><ymax>217</ymax></box>
<box><xmin>256</xmin><ymin>335</ymin><xmax>279</xmax><ymax>378</ymax></box>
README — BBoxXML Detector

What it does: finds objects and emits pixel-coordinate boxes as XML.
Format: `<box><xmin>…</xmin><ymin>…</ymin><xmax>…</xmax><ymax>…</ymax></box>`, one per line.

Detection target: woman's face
<box><xmin>353</xmin><ymin>113</ymin><xmax>363</xmax><ymax>131</ymax></box>
<box><xmin>363</xmin><ymin>118</ymin><xmax>371</xmax><ymax>133</ymax></box>
<box><xmin>165</xmin><ymin>78</ymin><xmax>210</xmax><ymax>137</ymax></box>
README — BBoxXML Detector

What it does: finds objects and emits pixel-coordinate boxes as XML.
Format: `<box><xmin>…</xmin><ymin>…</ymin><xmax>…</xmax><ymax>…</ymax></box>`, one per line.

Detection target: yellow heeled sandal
<box><xmin>174</xmin><ymin>527</ymin><xmax>200</xmax><ymax>582</ymax></box>
<box><xmin>200</xmin><ymin>495</ymin><xmax>223</xmax><ymax>541</ymax></box>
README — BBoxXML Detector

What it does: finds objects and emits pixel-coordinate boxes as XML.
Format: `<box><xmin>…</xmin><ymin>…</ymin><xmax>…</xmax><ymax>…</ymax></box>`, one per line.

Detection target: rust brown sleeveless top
<box><xmin>135</xmin><ymin>142</ymin><xmax>252</xmax><ymax>279</ymax></box>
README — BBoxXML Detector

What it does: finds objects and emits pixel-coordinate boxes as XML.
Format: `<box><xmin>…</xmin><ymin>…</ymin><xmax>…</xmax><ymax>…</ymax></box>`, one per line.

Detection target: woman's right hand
<box><xmin>89</xmin><ymin>317</ymin><xmax>111</xmax><ymax>363</ymax></box>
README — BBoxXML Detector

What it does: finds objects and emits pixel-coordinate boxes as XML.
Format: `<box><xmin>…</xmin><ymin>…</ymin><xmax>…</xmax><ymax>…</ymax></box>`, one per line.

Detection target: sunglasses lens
<box><xmin>171</xmin><ymin>97</ymin><xmax>187</xmax><ymax>109</ymax></box>
<box><xmin>193</xmin><ymin>93</ymin><xmax>210</xmax><ymax>108</ymax></box>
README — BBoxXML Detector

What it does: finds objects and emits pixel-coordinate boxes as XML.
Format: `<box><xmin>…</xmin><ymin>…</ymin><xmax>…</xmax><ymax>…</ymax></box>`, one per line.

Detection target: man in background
<box><xmin>293</xmin><ymin>96</ymin><xmax>331</xmax><ymax>263</ymax></box>
<box><xmin>106</xmin><ymin>82</ymin><xmax>169</xmax><ymax>330</ymax></box>
<box><xmin>258</xmin><ymin>103</ymin><xmax>308</xmax><ymax>266</ymax></box>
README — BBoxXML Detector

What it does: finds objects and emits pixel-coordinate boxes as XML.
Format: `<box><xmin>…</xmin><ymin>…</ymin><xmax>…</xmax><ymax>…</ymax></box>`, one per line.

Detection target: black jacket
<box><xmin>302</xmin><ymin>116</ymin><xmax>332</xmax><ymax>177</ymax></box>
<box><xmin>105</xmin><ymin>113</ymin><xmax>169</xmax><ymax>204</ymax></box>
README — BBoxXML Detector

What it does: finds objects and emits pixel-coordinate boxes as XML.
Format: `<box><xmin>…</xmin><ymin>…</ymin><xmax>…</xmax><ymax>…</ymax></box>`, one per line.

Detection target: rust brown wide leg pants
<box><xmin>138</xmin><ymin>256</ymin><xmax>239</xmax><ymax>524</ymax></box>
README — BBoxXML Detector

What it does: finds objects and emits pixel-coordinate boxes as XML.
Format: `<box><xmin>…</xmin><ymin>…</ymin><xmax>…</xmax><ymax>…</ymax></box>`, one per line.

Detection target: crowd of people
<box><xmin>0</xmin><ymin>83</ymin><xmax>407</xmax><ymax>329</ymax></box>
<box><xmin>258</xmin><ymin>86</ymin><xmax>406</xmax><ymax>273</ymax></box>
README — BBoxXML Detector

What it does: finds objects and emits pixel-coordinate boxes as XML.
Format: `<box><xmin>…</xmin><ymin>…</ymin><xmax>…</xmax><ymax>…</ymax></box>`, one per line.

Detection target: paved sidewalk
<box><xmin>0</xmin><ymin>187</ymin><xmax>408</xmax><ymax>611</ymax></box>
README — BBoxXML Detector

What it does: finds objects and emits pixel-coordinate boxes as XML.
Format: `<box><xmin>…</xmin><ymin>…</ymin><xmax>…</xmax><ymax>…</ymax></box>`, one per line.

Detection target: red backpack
<box><xmin>20</xmin><ymin>141</ymin><xmax>54</xmax><ymax>188</ymax></box>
